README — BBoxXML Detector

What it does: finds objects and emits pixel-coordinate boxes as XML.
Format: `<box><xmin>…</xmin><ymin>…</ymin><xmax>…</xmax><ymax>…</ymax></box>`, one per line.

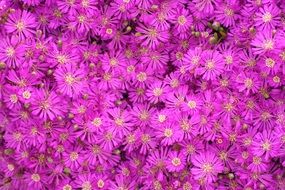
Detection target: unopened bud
<box><xmin>126</xmin><ymin>26</ymin><xmax>132</xmax><ymax>32</ymax></box>
<box><xmin>0</xmin><ymin>61</ymin><xmax>6</xmax><ymax>69</ymax></box>
<box><xmin>212</xmin><ymin>21</ymin><xmax>220</xmax><ymax>31</ymax></box>
<box><xmin>209</xmin><ymin>36</ymin><xmax>218</xmax><ymax>44</ymax></box>
<box><xmin>228</xmin><ymin>173</ymin><xmax>235</xmax><ymax>179</ymax></box>
<box><xmin>47</xmin><ymin>69</ymin><xmax>53</xmax><ymax>75</ymax></box>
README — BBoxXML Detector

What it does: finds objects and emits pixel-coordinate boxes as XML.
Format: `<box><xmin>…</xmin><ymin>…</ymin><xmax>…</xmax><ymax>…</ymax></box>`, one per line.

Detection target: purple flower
<box><xmin>191</xmin><ymin>151</ymin><xmax>224</xmax><ymax>184</ymax></box>
<box><xmin>0</xmin><ymin>36</ymin><xmax>25</xmax><ymax>68</ymax></box>
<box><xmin>5</xmin><ymin>10</ymin><xmax>38</xmax><ymax>40</ymax></box>
<box><xmin>1</xmin><ymin>0</ymin><xmax>285</xmax><ymax>189</ymax></box>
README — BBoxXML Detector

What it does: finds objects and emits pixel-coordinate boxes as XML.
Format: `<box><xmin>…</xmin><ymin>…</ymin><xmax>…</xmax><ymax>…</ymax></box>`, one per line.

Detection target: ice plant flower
<box><xmin>191</xmin><ymin>151</ymin><xmax>224</xmax><ymax>183</ymax></box>
<box><xmin>54</xmin><ymin>63</ymin><xmax>86</xmax><ymax>98</ymax></box>
<box><xmin>0</xmin><ymin>37</ymin><xmax>25</xmax><ymax>68</ymax></box>
<box><xmin>31</xmin><ymin>89</ymin><xmax>66</xmax><ymax>120</ymax></box>
<box><xmin>166</xmin><ymin>151</ymin><xmax>186</xmax><ymax>172</ymax></box>
<box><xmin>5</xmin><ymin>10</ymin><xmax>38</xmax><ymax>40</ymax></box>
<box><xmin>0</xmin><ymin>0</ymin><xmax>285</xmax><ymax>189</ymax></box>
<box><xmin>196</xmin><ymin>50</ymin><xmax>225</xmax><ymax>81</ymax></box>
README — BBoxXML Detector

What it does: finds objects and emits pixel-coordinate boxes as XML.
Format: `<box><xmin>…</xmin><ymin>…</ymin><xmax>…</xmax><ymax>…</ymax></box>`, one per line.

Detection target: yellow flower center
<box><xmin>244</xmin><ymin>78</ymin><xmax>253</xmax><ymax>89</ymax></box>
<box><xmin>106</xmin><ymin>28</ymin><xmax>113</xmax><ymax>35</ymax></box>
<box><xmin>127</xmin><ymin>134</ymin><xmax>135</xmax><ymax>143</ymax></box>
<box><xmin>187</xmin><ymin>100</ymin><xmax>197</xmax><ymax>109</ymax></box>
<box><xmin>148</xmin><ymin>29</ymin><xmax>158</xmax><ymax>39</ymax></box>
<box><xmin>191</xmin><ymin>56</ymin><xmax>200</xmax><ymax>65</ymax></box>
<box><xmin>22</xmin><ymin>90</ymin><xmax>31</xmax><ymax>99</ymax></box>
<box><xmin>219</xmin><ymin>151</ymin><xmax>228</xmax><ymax>160</ymax></box>
<box><xmin>273</xmin><ymin>76</ymin><xmax>280</xmax><ymax>83</ymax></box>
<box><xmin>6</xmin><ymin>47</ymin><xmax>15</xmax><ymax>57</ymax></box>
<box><xmin>78</xmin><ymin>15</ymin><xmax>86</xmax><ymax>23</ymax></box>
<box><xmin>141</xmin><ymin>134</ymin><xmax>150</xmax><ymax>143</ymax></box>
<box><xmin>183</xmin><ymin>182</ymin><xmax>192</xmax><ymax>190</ymax></box>
<box><xmin>57</xmin><ymin>55</ymin><xmax>67</xmax><ymax>64</ymax></box>
<box><xmin>63</xmin><ymin>184</ymin><xmax>72</xmax><ymax>190</ymax></box>
<box><xmin>105</xmin><ymin>132</ymin><xmax>113</xmax><ymax>140</ymax></box>
<box><xmin>136</xmin><ymin>72</ymin><xmax>147</xmax><ymax>82</ymax></box>
<box><xmin>262</xmin><ymin>140</ymin><xmax>271</xmax><ymax>151</ymax></box>
<box><xmin>136</xmin><ymin>88</ymin><xmax>144</xmax><ymax>95</ymax></box>
<box><xmin>205</xmin><ymin>60</ymin><xmax>215</xmax><ymax>70</ymax></box>
<box><xmin>225</xmin><ymin>55</ymin><xmax>233</xmax><ymax>65</ymax></box>
<box><xmin>115</xmin><ymin>117</ymin><xmax>124</xmax><ymax>126</ymax></box>
<box><xmin>92</xmin><ymin>117</ymin><xmax>102</xmax><ymax>127</ymax></box>
<box><xmin>91</xmin><ymin>145</ymin><xmax>101</xmax><ymax>156</ymax></box>
<box><xmin>69</xmin><ymin>152</ymin><xmax>78</xmax><ymax>161</ymax></box>
<box><xmin>127</xmin><ymin>65</ymin><xmax>135</xmax><ymax>73</ymax></box>
<box><xmin>82</xmin><ymin>181</ymin><xmax>92</xmax><ymax>190</ymax></box>
<box><xmin>171</xmin><ymin>157</ymin><xmax>181</xmax><ymax>166</ymax></box>
<box><xmin>202</xmin><ymin>163</ymin><xmax>213</xmax><ymax>173</ymax></box>
<box><xmin>40</xmin><ymin>100</ymin><xmax>50</xmax><ymax>110</ymax></box>
<box><xmin>31</xmin><ymin>173</ymin><xmax>41</xmax><ymax>182</ymax></box>
<box><xmin>261</xmin><ymin>111</ymin><xmax>270</xmax><ymax>120</ymax></box>
<box><xmin>64</xmin><ymin>73</ymin><xmax>76</xmax><ymax>85</ymax></box>
<box><xmin>178</xmin><ymin>15</ymin><xmax>187</xmax><ymax>25</ymax></box>
<box><xmin>187</xmin><ymin>145</ymin><xmax>195</xmax><ymax>154</ymax></box>
<box><xmin>164</xmin><ymin>128</ymin><xmax>173</xmax><ymax>137</ymax></box>
<box><xmin>139</xmin><ymin>110</ymin><xmax>149</xmax><ymax>121</ymax></box>
<box><xmin>103</xmin><ymin>73</ymin><xmax>111</xmax><ymax>81</ymax></box>
<box><xmin>170</xmin><ymin>79</ymin><xmax>179</xmax><ymax>88</ymax></box>
<box><xmin>224</xmin><ymin>8</ymin><xmax>234</xmax><ymax>16</ymax></box>
<box><xmin>110</xmin><ymin>58</ymin><xmax>118</xmax><ymax>66</ymax></box>
<box><xmin>242</xmin><ymin>151</ymin><xmax>249</xmax><ymax>159</ymax></box>
<box><xmin>10</xmin><ymin>94</ymin><xmax>18</xmax><ymax>103</ymax></box>
<box><xmin>15</xmin><ymin>20</ymin><xmax>25</xmax><ymax>31</ymax></box>
<box><xmin>81</xmin><ymin>0</ymin><xmax>89</xmax><ymax>7</ymax></box>
<box><xmin>153</xmin><ymin>87</ymin><xmax>163</xmax><ymax>96</ymax></box>
<box><xmin>265</xmin><ymin>58</ymin><xmax>275</xmax><ymax>68</ymax></box>
<box><xmin>262</xmin><ymin>12</ymin><xmax>272</xmax><ymax>23</ymax></box>
<box><xmin>158</xmin><ymin>114</ymin><xmax>166</xmax><ymax>123</ymax></box>
<box><xmin>180</xmin><ymin>120</ymin><xmax>190</xmax><ymax>131</ymax></box>
<box><xmin>263</xmin><ymin>40</ymin><xmax>274</xmax><ymax>50</ymax></box>
<box><xmin>97</xmin><ymin>179</ymin><xmax>105</xmax><ymax>188</ymax></box>
<box><xmin>253</xmin><ymin>156</ymin><xmax>261</xmax><ymax>165</ymax></box>
<box><xmin>176</xmin><ymin>52</ymin><xmax>184</xmax><ymax>60</ymax></box>
<box><xmin>220</xmin><ymin>79</ymin><xmax>229</xmax><ymax>87</ymax></box>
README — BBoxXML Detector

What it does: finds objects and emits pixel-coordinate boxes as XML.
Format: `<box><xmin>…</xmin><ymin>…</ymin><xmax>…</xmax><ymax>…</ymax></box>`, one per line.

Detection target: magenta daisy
<box><xmin>0</xmin><ymin>36</ymin><xmax>25</xmax><ymax>68</ymax></box>
<box><xmin>85</xmin><ymin>144</ymin><xmax>114</xmax><ymax>166</ymax></box>
<box><xmin>63</xmin><ymin>148</ymin><xmax>84</xmax><ymax>171</ymax></box>
<box><xmin>183</xmin><ymin>47</ymin><xmax>202</xmax><ymax>74</ymax></box>
<box><xmin>146</xmin><ymin>81</ymin><xmax>169</xmax><ymax>104</ymax></box>
<box><xmin>106</xmin><ymin>108</ymin><xmax>134</xmax><ymax>138</ymax></box>
<box><xmin>5</xmin><ymin>10</ymin><xmax>38</xmax><ymax>40</ymax></box>
<box><xmin>155</xmin><ymin>123</ymin><xmax>183</xmax><ymax>146</ymax></box>
<box><xmin>171</xmin><ymin>7</ymin><xmax>193</xmax><ymax>37</ymax></box>
<box><xmin>136</xmin><ymin>24</ymin><xmax>169</xmax><ymax>49</ymax></box>
<box><xmin>31</xmin><ymin>89</ymin><xmax>66</xmax><ymax>120</ymax></box>
<box><xmin>54</xmin><ymin>64</ymin><xmax>86</xmax><ymax>98</ymax></box>
<box><xmin>214</xmin><ymin>0</ymin><xmax>240</xmax><ymax>27</ymax></box>
<box><xmin>192</xmin><ymin>0</ymin><xmax>218</xmax><ymax>15</ymax></box>
<box><xmin>182</xmin><ymin>94</ymin><xmax>203</xmax><ymax>115</ymax></box>
<box><xmin>251</xmin><ymin>30</ymin><xmax>278</xmax><ymax>55</ymax></box>
<box><xmin>191</xmin><ymin>151</ymin><xmax>224</xmax><ymax>183</ymax></box>
<box><xmin>236</xmin><ymin>72</ymin><xmax>262</xmax><ymax>95</ymax></box>
<box><xmin>101</xmin><ymin>50</ymin><xmax>127</xmax><ymax>72</ymax></box>
<box><xmin>196</xmin><ymin>50</ymin><xmax>225</xmax><ymax>81</ymax></box>
<box><xmin>73</xmin><ymin>173</ymin><xmax>95</xmax><ymax>190</ymax></box>
<box><xmin>24</xmin><ymin>172</ymin><xmax>46</xmax><ymax>190</ymax></box>
<box><xmin>166</xmin><ymin>151</ymin><xmax>186</xmax><ymax>172</ymax></box>
<box><xmin>254</xmin><ymin>4</ymin><xmax>281</xmax><ymax>31</ymax></box>
<box><xmin>251</xmin><ymin>130</ymin><xmax>281</xmax><ymax>161</ymax></box>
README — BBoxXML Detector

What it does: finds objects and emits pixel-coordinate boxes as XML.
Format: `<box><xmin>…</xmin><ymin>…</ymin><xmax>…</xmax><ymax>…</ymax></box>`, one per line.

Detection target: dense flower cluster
<box><xmin>0</xmin><ymin>0</ymin><xmax>285</xmax><ymax>189</ymax></box>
